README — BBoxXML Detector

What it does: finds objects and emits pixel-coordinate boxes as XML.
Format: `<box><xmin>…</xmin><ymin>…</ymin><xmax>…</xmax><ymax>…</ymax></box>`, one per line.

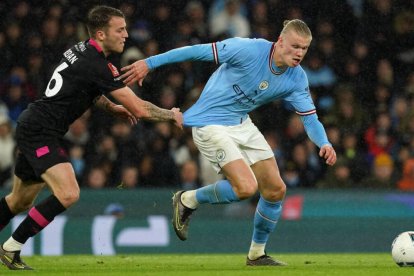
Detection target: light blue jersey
<box><xmin>185</xmin><ymin>38</ymin><xmax>314</xmax><ymax>126</ymax></box>
<box><xmin>146</xmin><ymin>37</ymin><xmax>330</xmax><ymax>147</ymax></box>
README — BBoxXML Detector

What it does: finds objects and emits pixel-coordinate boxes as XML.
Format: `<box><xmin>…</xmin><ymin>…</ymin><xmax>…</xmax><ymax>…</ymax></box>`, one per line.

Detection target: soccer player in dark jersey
<box><xmin>0</xmin><ymin>6</ymin><xmax>183</xmax><ymax>270</ymax></box>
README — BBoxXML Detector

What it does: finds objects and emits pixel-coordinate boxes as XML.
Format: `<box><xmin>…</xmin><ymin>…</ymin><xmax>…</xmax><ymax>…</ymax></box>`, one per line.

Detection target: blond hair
<box><xmin>281</xmin><ymin>19</ymin><xmax>312</xmax><ymax>38</ymax></box>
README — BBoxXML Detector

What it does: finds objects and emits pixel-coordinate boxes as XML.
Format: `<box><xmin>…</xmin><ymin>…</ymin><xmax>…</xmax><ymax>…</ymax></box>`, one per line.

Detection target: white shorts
<box><xmin>192</xmin><ymin>117</ymin><xmax>274</xmax><ymax>173</ymax></box>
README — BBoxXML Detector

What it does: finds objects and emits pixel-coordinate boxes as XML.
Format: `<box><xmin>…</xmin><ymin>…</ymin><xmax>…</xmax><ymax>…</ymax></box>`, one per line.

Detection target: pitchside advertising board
<box><xmin>0</xmin><ymin>189</ymin><xmax>413</xmax><ymax>255</ymax></box>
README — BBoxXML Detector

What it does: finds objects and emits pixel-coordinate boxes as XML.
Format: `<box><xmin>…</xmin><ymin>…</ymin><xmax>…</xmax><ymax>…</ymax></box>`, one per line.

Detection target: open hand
<box><xmin>120</xmin><ymin>60</ymin><xmax>149</xmax><ymax>87</ymax></box>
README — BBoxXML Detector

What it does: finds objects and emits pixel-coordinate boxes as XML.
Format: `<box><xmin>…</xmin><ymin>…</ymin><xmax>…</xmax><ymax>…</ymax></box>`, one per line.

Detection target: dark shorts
<box><xmin>14</xmin><ymin>123</ymin><xmax>69</xmax><ymax>182</ymax></box>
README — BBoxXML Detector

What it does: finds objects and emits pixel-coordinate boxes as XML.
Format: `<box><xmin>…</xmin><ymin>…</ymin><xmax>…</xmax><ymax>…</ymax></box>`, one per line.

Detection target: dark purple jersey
<box><xmin>18</xmin><ymin>39</ymin><xmax>125</xmax><ymax>135</ymax></box>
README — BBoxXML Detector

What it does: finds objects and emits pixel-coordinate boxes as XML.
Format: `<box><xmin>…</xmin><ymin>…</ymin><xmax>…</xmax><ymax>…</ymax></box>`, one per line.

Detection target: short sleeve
<box><xmin>90</xmin><ymin>60</ymin><xmax>126</xmax><ymax>95</ymax></box>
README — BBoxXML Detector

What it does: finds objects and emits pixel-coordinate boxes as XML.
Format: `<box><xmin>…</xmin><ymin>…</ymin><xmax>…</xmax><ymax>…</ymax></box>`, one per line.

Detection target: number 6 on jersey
<box><xmin>45</xmin><ymin>62</ymin><xmax>69</xmax><ymax>97</ymax></box>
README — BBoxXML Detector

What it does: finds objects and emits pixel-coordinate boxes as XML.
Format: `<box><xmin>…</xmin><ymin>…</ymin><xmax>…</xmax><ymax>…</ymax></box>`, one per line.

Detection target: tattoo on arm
<box><xmin>94</xmin><ymin>95</ymin><xmax>115</xmax><ymax>112</ymax></box>
<box><xmin>143</xmin><ymin>101</ymin><xmax>174</xmax><ymax>122</ymax></box>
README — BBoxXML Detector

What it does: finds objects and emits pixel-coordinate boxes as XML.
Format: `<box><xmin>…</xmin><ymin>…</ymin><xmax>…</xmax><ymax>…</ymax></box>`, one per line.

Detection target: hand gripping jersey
<box><xmin>18</xmin><ymin>39</ymin><xmax>125</xmax><ymax>136</ymax></box>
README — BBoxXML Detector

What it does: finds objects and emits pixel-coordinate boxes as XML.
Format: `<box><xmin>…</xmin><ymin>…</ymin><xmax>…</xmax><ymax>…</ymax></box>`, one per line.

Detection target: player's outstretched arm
<box><xmin>110</xmin><ymin>86</ymin><xmax>183</xmax><ymax>129</ymax></box>
<box><xmin>94</xmin><ymin>95</ymin><xmax>138</xmax><ymax>125</ymax></box>
<box><xmin>121</xmin><ymin>44</ymin><xmax>214</xmax><ymax>86</ymax></box>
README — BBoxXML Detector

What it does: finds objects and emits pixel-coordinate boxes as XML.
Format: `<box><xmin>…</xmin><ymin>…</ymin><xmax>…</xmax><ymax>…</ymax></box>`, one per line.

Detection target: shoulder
<box><xmin>217</xmin><ymin>37</ymin><xmax>271</xmax><ymax>60</ymax></box>
<box><xmin>289</xmin><ymin>65</ymin><xmax>308</xmax><ymax>83</ymax></box>
<box><xmin>221</xmin><ymin>37</ymin><xmax>271</xmax><ymax>47</ymax></box>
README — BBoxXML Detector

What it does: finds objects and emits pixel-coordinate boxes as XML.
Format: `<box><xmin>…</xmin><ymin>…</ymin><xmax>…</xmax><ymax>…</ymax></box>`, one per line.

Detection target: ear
<box><xmin>277</xmin><ymin>36</ymin><xmax>283</xmax><ymax>46</ymax></box>
<box><xmin>96</xmin><ymin>30</ymin><xmax>105</xmax><ymax>41</ymax></box>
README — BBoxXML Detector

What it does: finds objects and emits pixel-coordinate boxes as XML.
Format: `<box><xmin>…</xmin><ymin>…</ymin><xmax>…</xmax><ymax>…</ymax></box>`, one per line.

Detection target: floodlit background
<box><xmin>0</xmin><ymin>0</ymin><xmax>413</xmax><ymax>255</ymax></box>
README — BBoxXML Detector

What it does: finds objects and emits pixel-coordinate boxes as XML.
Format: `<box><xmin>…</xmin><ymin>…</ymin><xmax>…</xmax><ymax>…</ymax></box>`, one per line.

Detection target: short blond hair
<box><xmin>281</xmin><ymin>19</ymin><xmax>312</xmax><ymax>38</ymax></box>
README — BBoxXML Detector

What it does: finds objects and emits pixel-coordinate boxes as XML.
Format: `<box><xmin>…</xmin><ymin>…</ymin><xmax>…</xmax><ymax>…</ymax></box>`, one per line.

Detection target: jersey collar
<box><xmin>269</xmin><ymin>43</ymin><xmax>287</xmax><ymax>75</ymax></box>
<box><xmin>89</xmin><ymin>38</ymin><xmax>103</xmax><ymax>53</ymax></box>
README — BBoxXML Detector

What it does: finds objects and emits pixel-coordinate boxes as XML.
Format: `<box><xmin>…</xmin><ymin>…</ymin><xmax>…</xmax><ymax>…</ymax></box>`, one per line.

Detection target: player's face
<box><xmin>102</xmin><ymin>16</ymin><xmax>128</xmax><ymax>54</ymax></box>
<box><xmin>277</xmin><ymin>31</ymin><xmax>311</xmax><ymax>67</ymax></box>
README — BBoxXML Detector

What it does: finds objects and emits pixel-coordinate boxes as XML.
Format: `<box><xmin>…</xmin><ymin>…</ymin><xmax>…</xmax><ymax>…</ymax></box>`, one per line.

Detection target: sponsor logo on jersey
<box><xmin>259</xmin><ymin>80</ymin><xmax>269</xmax><ymax>90</ymax></box>
<box><xmin>108</xmin><ymin>63</ymin><xmax>120</xmax><ymax>77</ymax></box>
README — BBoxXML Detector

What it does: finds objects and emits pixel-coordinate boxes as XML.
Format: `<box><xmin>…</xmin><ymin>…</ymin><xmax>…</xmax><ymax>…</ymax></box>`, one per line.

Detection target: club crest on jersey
<box><xmin>216</xmin><ymin>149</ymin><xmax>226</xmax><ymax>162</ymax></box>
<box><xmin>259</xmin><ymin>80</ymin><xmax>269</xmax><ymax>90</ymax></box>
<box><xmin>107</xmin><ymin>63</ymin><xmax>120</xmax><ymax>77</ymax></box>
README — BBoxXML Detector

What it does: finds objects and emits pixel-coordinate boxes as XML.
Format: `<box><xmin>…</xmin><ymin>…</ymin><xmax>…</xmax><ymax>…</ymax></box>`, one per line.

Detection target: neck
<box><xmin>89</xmin><ymin>38</ymin><xmax>107</xmax><ymax>56</ymax></box>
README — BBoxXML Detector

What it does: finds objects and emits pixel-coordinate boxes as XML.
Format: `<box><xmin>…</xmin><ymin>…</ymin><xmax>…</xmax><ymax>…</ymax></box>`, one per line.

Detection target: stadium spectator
<box><xmin>150</xmin><ymin>3</ymin><xmax>175</xmax><ymax>52</ymax></box>
<box><xmin>285</xmin><ymin>142</ymin><xmax>322</xmax><ymax>188</ymax></box>
<box><xmin>360</xmin><ymin>153</ymin><xmax>397</xmax><ymax>189</ymax></box>
<box><xmin>144</xmin><ymin>131</ymin><xmax>180</xmax><ymax>187</ymax></box>
<box><xmin>372</xmin><ymin>84</ymin><xmax>392</xmax><ymax>114</ymax></box>
<box><xmin>341</xmin><ymin>131</ymin><xmax>370</xmax><ymax>183</ymax></box>
<box><xmin>109</xmin><ymin>119</ymin><xmax>142</xmax><ymax>181</ymax></box>
<box><xmin>316</xmin><ymin>157</ymin><xmax>355</xmax><ymax>188</ymax></box>
<box><xmin>282</xmin><ymin>161</ymin><xmax>300</xmax><ymax>188</ymax></box>
<box><xmin>0</xmin><ymin>115</ymin><xmax>15</xmax><ymax>188</ymax></box>
<box><xmin>209</xmin><ymin>0</ymin><xmax>251</xmax><ymax>39</ymax></box>
<box><xmin>119</xmin><ymin>165</ymin><xmax>139</xmax><ymax>189</ymax></box>
<box><xmin>392</xmin><ymin>10</ymin><xmax>414</xmax><ymax>87</ymax></box>
<box><xmin>364</xmin><ymin>111</ymin><xmax>396</xmax><ymax>162</ymax></box>
<box><xmin>63</xmin><ymin>115</ymin><xmax>90</xmax><ymax>148</ymax></box>
<box><xmin>84</xmin><ymin>166</ymin><xmax>108</xmax><ymax>189</ymax></box>
<box><xmin>332</xmin><ymin>84</ymin><xmax>367</xmax><ymax>134</ymax></box>
<box><xmin>397</xmin><ymin>158</ymin><xmax>414</xmax><ymax>191</ymax></box>
<box><xmin>180</xmin><ymin>159</ymin><xmax>201</xmax><ymax>190</ymax></box>
<box><xmin>357</xmin><ymin>0</ymin><xmax>395</xmax><ymax>60</ymax></box>
<box><xmin>281</xmin><ymin>114</ymin><xmax>307</xmax><ymax>153</ymax></box>
<box><xmin>68</xmin><ymin>145</ymin><xmax>85</xmax><ymax>182</ymax></box>
<box><xmin>2</xmin><ymin>77</ymin><xmax>29</xmax><ymax>125</ymax></box>
<box><xmin>185</xmin><ymin>1</ymin><xmax>209</xmax><ymax>43</ymax></box>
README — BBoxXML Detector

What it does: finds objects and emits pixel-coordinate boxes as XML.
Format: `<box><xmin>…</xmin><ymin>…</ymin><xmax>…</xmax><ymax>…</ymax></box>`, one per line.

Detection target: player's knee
<box><xmin>15</xmin><ymin>199</ymin><xmax>34</xmax><ymax>213</ymax></box>
<box><xmin>55</xmin><ymin>188</ymin><xmax>80</xmax><ymax>208</ymax></box>
<box><xmin>260</xmin><ymin>179</ymin><xmax>286</xmax><ymax>202</ymax></box>
<box><xmin>263</xmin><ymin>181</ymin><xmax>286</xmax><ymax>202</ymax></box>
<box><xmin>7</xmin><ymin>194</ymin><xmax>34</xmax><ymax>213</ymax></box>
<box><xmin>233</xmin><ymin>179</ymin><xmax>258</xmax><ymax>199</ymax></box>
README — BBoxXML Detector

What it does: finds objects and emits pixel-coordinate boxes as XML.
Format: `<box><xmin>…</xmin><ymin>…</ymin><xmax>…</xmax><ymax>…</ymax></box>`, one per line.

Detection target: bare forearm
<box><xmin>142</xmin><ymin>101</ymin><xmax>174</xmax><ymax>122</ymax></box>
<box><xmin>94</xmin><ymin>95</ymin><xmax>115</xmax><ymax>112</ymax></box>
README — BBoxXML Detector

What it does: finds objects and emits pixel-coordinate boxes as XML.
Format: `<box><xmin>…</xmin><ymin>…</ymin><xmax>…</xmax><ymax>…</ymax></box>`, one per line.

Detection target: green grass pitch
<box><xmin>0</xmin><ymin>253</ymin><xmax>412</xmax><ymax>275</ymax></box>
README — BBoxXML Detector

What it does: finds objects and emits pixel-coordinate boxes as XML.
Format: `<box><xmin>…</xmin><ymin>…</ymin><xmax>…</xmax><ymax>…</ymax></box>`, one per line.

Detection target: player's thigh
<box><xmin>41</xmin><ymin>162</ymin><xmax>80</xmax><ymax>208</ymax></box>
<box><xmin>221</xmin><ymin>159</ymin><xmax>258</xmax><ymax>198</ymax></box>
<box><xmin>6</xmin><ymin>175</ymin><xmax>45</xmax><ymax>213</ymax></box>
<box><xmin>192</xmin><ymin>125</ymin><xmax>245</xmax><ymax>173</ymax></box>
<box><xmin>251</xmin><ymin>157</ymin><xmax>286</xmax><ymax>201</ymax></box>
<box><xmin>236</xmin><ymin>119</ymin><xmax>274</xmax><ymax>166</ymax></box>
<box><xmin>15</xmin><ymin>123</ymin><xmax>70</xmax><ymax>182</ymax></box>
<box><xmin>192</xmin><ymin>125</ymin><xmax>257</xmax><ymax>196</ymax></box>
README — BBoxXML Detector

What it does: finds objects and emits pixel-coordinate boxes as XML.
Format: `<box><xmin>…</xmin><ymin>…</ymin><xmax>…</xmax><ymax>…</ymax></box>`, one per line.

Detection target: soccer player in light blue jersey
<box><xmin>121</xmin><ymin>19</ymin><xmax>337</xmax><ymax>266</ymax></box>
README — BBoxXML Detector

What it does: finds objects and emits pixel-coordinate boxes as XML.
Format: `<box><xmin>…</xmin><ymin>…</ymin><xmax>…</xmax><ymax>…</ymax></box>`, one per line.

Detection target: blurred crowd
<box><xmin>0</xmin><ymin>0</ymin><xmax>414</xmax><ymax>191</ymax></box>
